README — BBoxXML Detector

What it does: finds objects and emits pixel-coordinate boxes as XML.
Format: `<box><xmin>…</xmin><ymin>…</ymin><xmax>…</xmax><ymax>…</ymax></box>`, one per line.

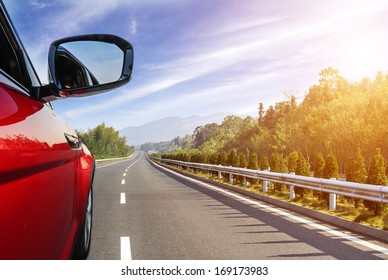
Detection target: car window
<box><xmin>0</xmin><ymin>23</ymin><xmax>23</xmax><ymax>85</ymax></box>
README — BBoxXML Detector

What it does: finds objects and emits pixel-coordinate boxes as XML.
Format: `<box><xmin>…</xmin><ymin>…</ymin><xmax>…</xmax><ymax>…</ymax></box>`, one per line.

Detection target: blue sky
<box><xmin>4</xmin><ymin>0</ymin><xmax>388</xmax><ymax>130</ymax></box>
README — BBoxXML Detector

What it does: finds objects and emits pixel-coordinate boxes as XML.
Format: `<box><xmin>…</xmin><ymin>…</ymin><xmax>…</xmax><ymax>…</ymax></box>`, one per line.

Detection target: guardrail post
<box><xmin>218</xmin><ymin>171</ymin><xmax>222</xmax><ymax>180</ymax></box>
<box><xmin>263</xmin><ymin>180</ymin><xmax>268</xmax><ymax>193</ymax></box>
<box><xmin>329</xmin><ymin>193</ymin><xmax>336</xmax><ymax>210</ymax></box>
<box><xmin>289</xmin><ymin>172</ymin><xmax>295</xmax><ymax>200</ymax></box>
<box><xmin>329</xmin><ymin>178</ymin><xmax>336</xmax><ymax>211</ymax></box>
<box><xmin>244</xmin><ymin>177</ymin><xmax>248</xmax><ymax>187</ymax></box>
<box><xmin>262</xmin><ymin>168</ymin><xmax>269</xmax><ymax>193</ymax></box>
<box><xmin>229</xmin><ymin>173</ymin><xmax>233</xmax><ymax>184</ymax></box>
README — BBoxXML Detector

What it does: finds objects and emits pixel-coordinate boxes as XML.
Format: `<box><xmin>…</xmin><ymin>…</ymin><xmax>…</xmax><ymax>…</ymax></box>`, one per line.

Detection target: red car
<box><xmin>0</xmin><ymin>2</ymin><xmax>133</xmax><ymax>259</ymax></box>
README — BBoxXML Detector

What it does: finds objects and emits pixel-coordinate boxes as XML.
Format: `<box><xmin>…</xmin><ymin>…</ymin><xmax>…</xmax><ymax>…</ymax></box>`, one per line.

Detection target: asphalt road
<box><xmin>87</xmin><ymin>151</ymin><xmax>388</xmax><ymax>260</ymax></box>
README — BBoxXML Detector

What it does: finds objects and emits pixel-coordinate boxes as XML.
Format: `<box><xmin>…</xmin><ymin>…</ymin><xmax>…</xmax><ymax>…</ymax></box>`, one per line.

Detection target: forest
<box><xmin>158</xmin><ymin>67</ymin><xmax>388</xmax><ymax>216</ymax></box>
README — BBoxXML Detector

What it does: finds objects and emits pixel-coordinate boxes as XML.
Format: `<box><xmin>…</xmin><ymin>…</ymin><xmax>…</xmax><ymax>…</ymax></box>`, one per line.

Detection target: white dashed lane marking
<box><xmin>119</xmin><ymin>155</ymin><xmax>142</xmax><ymax>260</ymax></box>
<box><xmin>120</xmin><ymin>236</ymin><xmax>132</xmax><ymax>260</ymax></box>
<box><xmin>120</xmin><ymin>193</ymin><xmax>126</xmax><ymax>204</ymax></box>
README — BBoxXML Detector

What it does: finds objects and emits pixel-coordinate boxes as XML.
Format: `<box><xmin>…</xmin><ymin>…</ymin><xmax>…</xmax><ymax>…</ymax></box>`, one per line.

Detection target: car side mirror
<box><xmin>39</xmin><ymin>34</ymin><xmax>133</xmax><ymax>102</ymax></box>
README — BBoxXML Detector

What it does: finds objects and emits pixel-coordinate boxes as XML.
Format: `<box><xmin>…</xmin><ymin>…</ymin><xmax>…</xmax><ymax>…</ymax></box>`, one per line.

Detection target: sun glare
<box><xmin>336</xmin><ymin>27</ymin><xmax>387</xmax><ymax>80</ymax></box>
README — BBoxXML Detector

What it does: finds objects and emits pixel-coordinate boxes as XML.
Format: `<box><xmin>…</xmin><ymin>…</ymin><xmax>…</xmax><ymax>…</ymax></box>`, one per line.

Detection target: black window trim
<box><xmin>0</xmin><ymin>70</ymin><xmax>30</xmax><ymax>97</ymax></box>
<box><xmin>0</xmin><ymin>2</ymin><xmax>42</xmax><ymax>97</ymax></box>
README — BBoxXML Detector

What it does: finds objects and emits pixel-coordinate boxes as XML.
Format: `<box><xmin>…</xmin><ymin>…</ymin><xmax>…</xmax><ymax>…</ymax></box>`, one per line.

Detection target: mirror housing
<box><xmin>39</xmin><ymin>34</ymin><xmax>133</xmax><ymax>102</ymax></box>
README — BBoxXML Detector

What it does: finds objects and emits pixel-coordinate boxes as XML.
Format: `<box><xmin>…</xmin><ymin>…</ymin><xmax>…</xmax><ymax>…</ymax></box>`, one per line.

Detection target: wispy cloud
<box><xmin>29</xmin><ymin>0</ymin><xmax>50</xmax><ymax>9</ymax></box>
<box><xmin>211</xmin><ymin>16</ymin><xmax>284</xmax><ymax>36</ymax></box>
<box><xmin>48</xmin><ymin>0</ymin><xmax>122</xmax><ymax>35</ymax></box>
<box><xmin>129</xmin><ymin>18</ymin><xmax>137</xmax><ymax>35</ymax></box>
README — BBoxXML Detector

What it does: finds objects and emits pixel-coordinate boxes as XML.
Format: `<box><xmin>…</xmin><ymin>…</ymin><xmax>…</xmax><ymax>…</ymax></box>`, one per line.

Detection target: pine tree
<box><xmin>295</xmin><ymin>152</ymin><xmax>310</xmax><ymax>176</ymax></box>
<box><xmin>209</xmin><ymin>152</ymin><xmax>218</xmax><ymax>165</ymax></box>
<box><xmin>239</xmin><ymin>154</ymin><xmax>248</xmax><ymax>168</ymax></box>
<box><xmin>270</xmin><ymin>152</ymin><xmax>281</xmax><ymax>172</ymax></box>
<box><xmin>260</xmin><ymin>155</ymin><xmax>270</xmax><ymax>171</ymax></box>
<box><xmin>248</xmin><ymin>152</ymin><xmax>259</xmax><ymax>186</ymax></box>
<box><xmin>218</xmin><ymin>151</ymin><xmax>228</xmax><ymax>181</ymax></box>
<box><xmin>295</xmin><ymin>152</ymin><xmax>311</xmax><ymax>198</ymax></box>
<box><xmin>346</xmin><ymin>148</ymin><xmax>367</xmax><ymax>208</ymax></box>
<box><xmin>235</xmin><ymin>154</ymin><xmax>248</xmax><ymax>184</ymax></box>
<box><xmin>258</xmin><ymin>102</ymin><xmax>264</xmax><ymax>126</ymax></box>
<box><xmin>346</xmin><ymin>148</ymin><xmax>367</xmax><ymax>183</ymax></box>
<box><xmin>367</xmin><ymin>148</ymin><xmax>387</xmax><ymax>186</ymax></box>
<box><xmin>324</xmin><ymin>152</ymin><xmax>339</xmax><ymax>179</ymax></box>
<box><xmin>248</xmin><ymin>152</ymin><xmax>259</xmax><ymax>170</ymax></box>
<box><xmin>317</xmin><ymin>152</ymin><xmax>339</xmax><ymax>204</ymax></box>
<box><xmin>182</xmin><ymin>152</ymin><xmax>191</xmax><ymax>162</ymax></box>
<box><xmin>313</xmin><ymin>153</ymin><xmax>325</xmax><ymax>178</ymax></box>
<box><xmin>218</xmin><ymin>151</ymin><xmax>228</xmax><ymax>166</ymax></box>
<box><xmin>270</xmin><ymin>153</ymin><xmax>288</xmax><ymax>191</ymax></box>
<box><xmin>228</xmin><ymin>148</ymin><xmax>238</xmax><ymax>166</ymax></box>
<box><xmin>364</xmin><ymin>148</ymin><xmax>388</xmax><ymax>216</ymax></box>
<box><xmin>288</xmin><ymin>151</ymin><xmax>299</xmax><ymax>173</ymax></box>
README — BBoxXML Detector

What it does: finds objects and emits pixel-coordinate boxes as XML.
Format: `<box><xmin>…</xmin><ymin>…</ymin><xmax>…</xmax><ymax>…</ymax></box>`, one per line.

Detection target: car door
<box><xmin>0</xmin><ymin>6</ymin><xmax>79</xmax><ymax>259</ymax></box>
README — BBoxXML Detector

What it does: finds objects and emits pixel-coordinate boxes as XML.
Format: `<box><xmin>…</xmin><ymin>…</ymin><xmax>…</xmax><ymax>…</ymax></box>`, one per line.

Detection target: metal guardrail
<box><xmin>154</xmin><ymin>158</ymin><xmax>388</xmax><ymax>210</ymax></box>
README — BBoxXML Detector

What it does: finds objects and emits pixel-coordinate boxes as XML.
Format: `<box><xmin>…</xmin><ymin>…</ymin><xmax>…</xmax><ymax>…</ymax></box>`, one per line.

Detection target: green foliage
<box><xmin>192</xmin><ymin>124</ymin><xmax>219</xmax><ymax>149</ymax></box>
<box><xmin>159</xmin><ymin>67</ymin><xmax>388</xmax><ymax>208</ymax></box>
<box><xmin>209</xmin><ymin>152</ymin><xmax>218</xmax><ymax>165</ymax></box>
<box><xmin>238</xmin><ymin>154</ymin><xmax>248</xmax><ymax>168</ymax></box>
<box><xmin>346</xmin><ymin>148</ymin><xmax>367</xmax><ymax>183</ymax></box>
<box><xmin>313</xmin><ymin>153</ymin><xmax>325</xmax><ymax>178</ymax></box>
<box><xmin>260</xmin><ymin>155</ymin><xmax>270</xmax><ymax>171</ymax></box>
<box><xmin>141</xmin><ymin>135</ymin><xmax>192</xmax><ymax>153</ymax></box>
<box><xmin>288</xmin><ymin>151</ymin><xmax>299</xmax><ymax>173</ymax></box>
<box><xmin>270</xmin><ymin>153</ymin><xmax>288</xmax><ymax>173</ymax></box>
<box><xmin>77</xmin><ymin>123</ymin><xmax>133</xmax><ymax>159</ymax></box>
<box><xmin>228</xmin><ymin>148</ymin><xmax>238</xmax><ymax>167</ymax></box>
<box><xmin>248</xmin><ymin>152</ymin><xmax>259</xmax><ymax>170</ymax></box>
<box><xmin>248</xmin><ymin>152</ymin><xmax>259</xmax><ymax>185</ymax></box>
<box><xmin>218</xmin><ymin>151</ymin><xmax>228</xmax><ymax>166</ymax></box>
<box><xmin>324</xmin><ymin>152</ymin><xmax>339</xmax><ymax>179</ymax></box>
<box><xmin>270</xmin><ymin>152</ymin><xmax>288</xmax><ymax>191</ymax></box>
<box><xmin>364</xmin><ymin>148</ymin><xmax>388</xmax><ymax>216</ymax></box>
<box><xmin>295</xmin><ymin>152</ymin><xmax>310</xmax><ymax>176</ymax></box>
<box><xmin>295</xmin><ymin>152</ymin><xmax>311</xmax><ymax>198</ymax></box>
<box><xmin>367</xmin><ymin>148</ymin><xmax>388</xmax><ymax>186</ymax></box>
<box><xmin>345</xmin><ymin>148</ymin><xmax>367</xmax><ymax>208</ymax></box>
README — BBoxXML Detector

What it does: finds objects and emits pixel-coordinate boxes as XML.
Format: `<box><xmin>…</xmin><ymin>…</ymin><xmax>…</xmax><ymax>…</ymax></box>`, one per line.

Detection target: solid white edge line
<box><xmin>120</xmin><ymin>236</ymin><xmax>132</xmax><ymax>260</ymax></box>
<box><xmin>152</xmin><ymin>160</ymin><xmax>388</xmax><ymax>256</ymax></box>
<box><xmin>96</xmin><ymin>152</ymin><xmax>141</xmax><ymax>170</ymax></box>
<box><xmin>127</xmin><ymin>156</ymin><xmax>141</xmax><ymax>169</ymax></box>
<box><xmin>96</xmin><ymin>160</ymin><xmax>130</xmax><ymax>169</ymax></box>
<box><xmin>120</xmin><ymin>193</ymin><xmax>126</xmax><ymax>204</ymax></box>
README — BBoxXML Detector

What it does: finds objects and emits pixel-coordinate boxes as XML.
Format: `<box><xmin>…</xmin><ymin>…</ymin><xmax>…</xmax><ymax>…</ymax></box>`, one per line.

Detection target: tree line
<box><xmin>77</xmin><ymin>123</ymin><xmax>134</xmax><ymax>159</ymax></box>
<box><xmin>140</xmin><ymin>135</ymin><xmax>192</xmax><ymax>153</ymax></box>
<box><xmin>158</xmin><ymin>67</ymin><xmax>388</xmax><ymax>216</ymax></box>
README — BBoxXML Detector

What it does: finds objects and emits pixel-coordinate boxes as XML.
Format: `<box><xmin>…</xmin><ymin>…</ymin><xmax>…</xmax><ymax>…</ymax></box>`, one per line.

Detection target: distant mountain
<box><xmin>119</xmin><ymin>112</ymin><xmax>232</xmax><ymax>146</ymax></box>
